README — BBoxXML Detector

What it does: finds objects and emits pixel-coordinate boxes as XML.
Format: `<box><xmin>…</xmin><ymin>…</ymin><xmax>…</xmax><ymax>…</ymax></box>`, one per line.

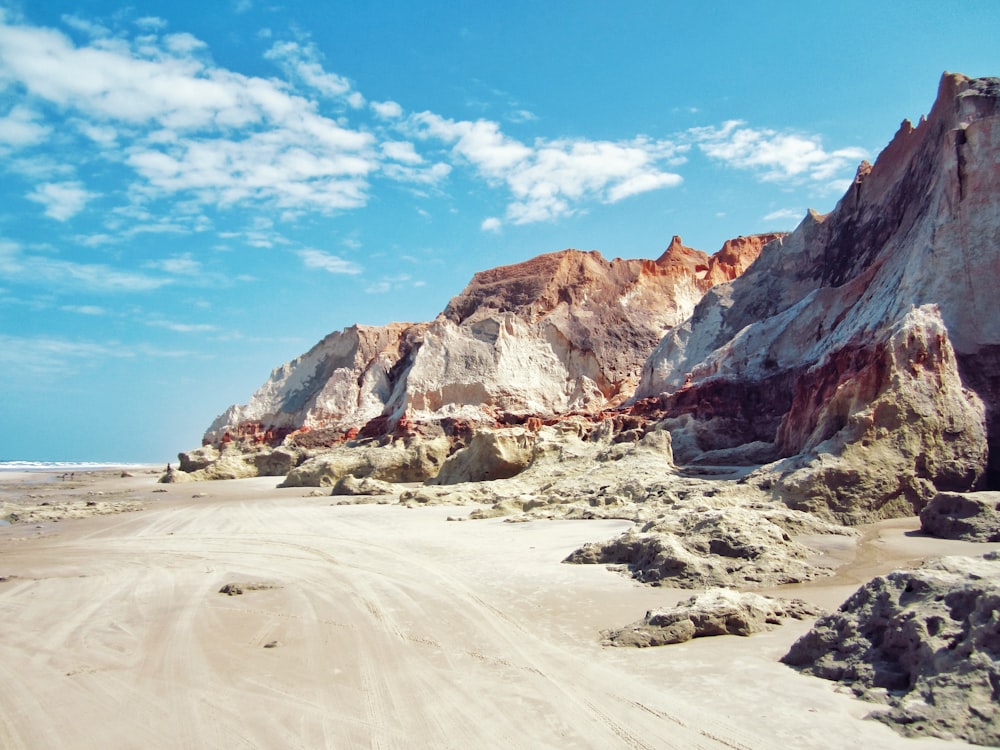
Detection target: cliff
<box><xmin>204</xmin><ymin>234</ymin><xmax>780</xmax><ymax>447</ymax></box>
<box><xmin>635</xmin><ymin>73</ymin><xmax>999</xmax><ymax>520</ymax></box>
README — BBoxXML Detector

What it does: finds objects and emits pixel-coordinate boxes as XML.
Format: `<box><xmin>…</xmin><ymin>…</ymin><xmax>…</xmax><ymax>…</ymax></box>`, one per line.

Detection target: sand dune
<box><xmin>0</xmin><ymin>472</ymin><xmax>994</xmax><ymax>749</ymax></box>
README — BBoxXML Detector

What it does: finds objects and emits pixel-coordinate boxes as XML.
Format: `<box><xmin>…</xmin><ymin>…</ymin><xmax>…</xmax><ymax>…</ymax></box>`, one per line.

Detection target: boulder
<box><xmin>782</xmin><ymin>552</ymin><xmax>1000</xmax><ymax>745</ymax></box>
<box><xmin>920</xmin><ymin>491</ymin><xmax>1000</xmax><ymax>541</ymax></box>
<box><xmin>280</xmin><ymin>436</ymin><xmax>451</xmax><ymax>487</ymax></box>
<box><xmin>605</xmin><ymin>589</ymin><xmax>821</xmax><ymax>647</ymax></box>
<box><xmin>564</xmin><ymin>506</ymin><xmax>838</xmax><ymax>588</ymax></box>
<box><xmin>331</xmin><ymin>475</ymin><xmax>396</xmax><ymax>496</ymax></box>
<box><xmin>429</xmin><ymin>428</ymin><xmax>536</xmax><ymax>484</ymax></box>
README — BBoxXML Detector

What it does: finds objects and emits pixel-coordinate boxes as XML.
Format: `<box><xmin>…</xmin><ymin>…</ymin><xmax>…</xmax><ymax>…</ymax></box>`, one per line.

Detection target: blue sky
<box><xmin>1</xmin><ymin>1</ymin><xmax>998</xmax><ymax>462</ymax></box>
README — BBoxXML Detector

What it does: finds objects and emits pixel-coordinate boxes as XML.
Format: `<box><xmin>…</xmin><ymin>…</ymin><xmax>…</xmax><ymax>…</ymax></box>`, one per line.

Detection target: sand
<box><xmin>0</xmin><ymin>470</ymin><xmax>996</xmax><ymax>749</ymax></box>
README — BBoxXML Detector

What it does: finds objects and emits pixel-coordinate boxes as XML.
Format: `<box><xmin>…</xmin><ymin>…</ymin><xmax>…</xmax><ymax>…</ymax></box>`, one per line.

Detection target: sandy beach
<box><xmin>0</xmin><ymin>470</ymin><xmax>996</xmax><ymax>749</ymax></box>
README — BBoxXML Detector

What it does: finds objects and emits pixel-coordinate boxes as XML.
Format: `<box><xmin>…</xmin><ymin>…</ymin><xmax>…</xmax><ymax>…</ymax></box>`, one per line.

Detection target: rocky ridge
<box><xmin>202</xmin><ymin>234</ymin><xmax>777</xmax><ymax>450</ymax></box>
<box><xmin>634</xmin><ymin>72</ymin><xmax>999</xmax><ymax>521</ymax></box>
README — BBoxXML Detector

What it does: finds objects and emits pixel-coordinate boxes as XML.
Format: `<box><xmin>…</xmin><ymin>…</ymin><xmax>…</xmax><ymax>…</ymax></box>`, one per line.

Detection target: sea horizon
<box><xmin>0</xmin><ymin>460</ymin><xmax>168</xmax><ymax>472</ymax></box>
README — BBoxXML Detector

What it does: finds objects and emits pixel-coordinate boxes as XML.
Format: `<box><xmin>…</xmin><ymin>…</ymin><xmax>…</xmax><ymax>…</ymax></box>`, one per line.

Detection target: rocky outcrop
<box><xmin>331</xmin><ymin>475</ymin><xmax>397</xmax><ymax>497</ymax></box>
<box><xmin>605</xmin><ymin>589</ymin><xmax>821</xmax><ymax>647</ymax></box>
<box><xmin>920</xmin><ymin>491</ymin><xmax>1000</xmax><ymax>541</ymax></box>
<box><xmin>428</xmin><ymin>428</ymin><xmax>536</xmax><ymax>485</ymax></box>
<box><xmin>201</xmin><ymin>235</ymin><xmax>779</xmax><ymax>454</ymax></box>
<box><xmin>204</xmin><ymin>323</ymin><xmax>421</xmax><ymax>446</ymax></box>
<box><xmin>279</xmin><ymin>436</ymin><xmax>451</xmax><ymax>487</ymax></box>
<box><xmin>634</xmin><ymin>73</ymin><xmax>999</xmax><ymax>518</ymax></box>
<box><xmin>752</xmin><ymin>306</ymin><xmax>988</xmax><ymax>522</ymax></box>
<box><xmin>563</xmin><ymin>506</ymin><xmax>839</xmax><ymax>588</ymax></box>
<box><xmin>782</xmin><ymin>552</ymin><xmax>1000</xmax><ymax>745</ymax></box>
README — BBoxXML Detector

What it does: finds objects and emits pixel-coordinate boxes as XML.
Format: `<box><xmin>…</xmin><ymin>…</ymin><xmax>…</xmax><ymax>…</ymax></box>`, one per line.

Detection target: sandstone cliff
<box><xmin>635</xmin><ymin>73</ymin><xmax>1000</xmax><ymax>521</ymax></box>
<box><xmin>204</xmin><ymin>235</ymin><xmax>778</xmax><ymax>448</ymax></box>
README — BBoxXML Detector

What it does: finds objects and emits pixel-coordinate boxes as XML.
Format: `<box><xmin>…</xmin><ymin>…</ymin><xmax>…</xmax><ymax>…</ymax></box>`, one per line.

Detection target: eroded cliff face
<box><xmin>205</xmin><ymin>235</ymin><xmax>779</xmax><ymax>448</ymax></box>
<box><xmin>189</xmin><ymin>73</ymin><xmax>999</xmax><ymax>526</ymax></box>
<box><xmin>634</xmin><ymin>73</ymin><xmax>1000</xmax><ymax>520</ymax></box>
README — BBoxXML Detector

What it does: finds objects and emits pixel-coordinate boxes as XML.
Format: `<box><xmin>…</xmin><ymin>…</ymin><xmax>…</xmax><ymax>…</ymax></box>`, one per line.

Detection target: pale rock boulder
<box><xmin>605</xmin><ymin>589</ymin><xmax>821</xmax><ymax>647</ymax></box>
<box><xmin>920</xmin><ymin>491</ymin><xmax>1000</xmax><ymax>541</ymax></box>
<box><xmin>563</xmin><ymin>506</ymin><xmax>835</xmax><ymax>588</ymax></box>
<box><xmin>782</xmin><ymin>552</ymin><xmax>1000</xmax><ymax>745</ymax></box>
<box><xmin>162</xmin><ymin>444</ymin><xmax>258</xmax><ymax>482</ymax></box>
<box><xmin>331</xmin><ymin>475</ymin><xmax>397</xmax><ymax>497</ymax></box>
<box><xmin>429</xmin><ymin>427</ymin><xmax>536</xmax><ymax>485</ymax></box>
<box><xmin>280</xmin><ymin>436</ymin><xmax>451</xmax><ymax>487</ymax></box>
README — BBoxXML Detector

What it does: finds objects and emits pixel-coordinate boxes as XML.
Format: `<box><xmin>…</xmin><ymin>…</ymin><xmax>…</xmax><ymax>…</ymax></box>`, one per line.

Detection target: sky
<box><xmin>1</xmin><ymin>1</ymin><xmax>998</xmax><ymax>462</ymax></box>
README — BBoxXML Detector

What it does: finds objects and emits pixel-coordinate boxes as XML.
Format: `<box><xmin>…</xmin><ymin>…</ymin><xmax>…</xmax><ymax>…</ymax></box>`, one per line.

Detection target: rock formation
<box><xmin>201</xmin><ymin>235</ymin><xmax>779</xmax><ymax>450</ymax></box>
<box><xmin>782</xmin><ymin>553</ymin><xmax>1000</xmax><ymax>746</ymax></box>
<box><xmin>634</xmin><ymin>73</ymin><xmax>999</xmax><ymax>521</ymax></box>
<box><xmin>563</xmin><ymin>506</ymin><xmax>839</xmax><ymax>588</ymax></box>
<box><xmin>173</xmin><ymin>73</ymin><xmax>1000</xmax><ymax>530</ymax></box>
<box><xmin>920</xmin><ymin>490</ymin><xmax>1000</xmax><ymax>541</ymax></box>
<box><xmin>604</xmin><ymin>589</ymin><xmax>821</xmax><ymax>647</ymax></box>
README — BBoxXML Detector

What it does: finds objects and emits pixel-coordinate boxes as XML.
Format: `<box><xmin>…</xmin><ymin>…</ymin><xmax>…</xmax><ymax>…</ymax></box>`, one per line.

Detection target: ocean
<box><xmin>0</xmin><ymin>461</ymin><xmax>159</xmax><ymax>473</ymax></box>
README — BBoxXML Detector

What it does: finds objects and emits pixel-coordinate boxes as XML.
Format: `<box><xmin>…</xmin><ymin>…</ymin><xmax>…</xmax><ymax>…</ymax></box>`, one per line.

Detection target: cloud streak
<box><xmin>0</xmin><ymin>240</ymin><xmax>170</xmax><ymax>292</ymax></box>
<box><xmin>297</xmin><ymin>248</ymin><xmax>362</xmax><ymax>275</ymax></box>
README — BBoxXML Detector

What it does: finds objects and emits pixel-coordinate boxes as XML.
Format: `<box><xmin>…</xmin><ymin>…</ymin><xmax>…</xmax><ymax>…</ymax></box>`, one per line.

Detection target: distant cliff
<box><xmin>204</xmin><ymin>233</ymin><xmax>779</xmax><ymax>446</ymax></box>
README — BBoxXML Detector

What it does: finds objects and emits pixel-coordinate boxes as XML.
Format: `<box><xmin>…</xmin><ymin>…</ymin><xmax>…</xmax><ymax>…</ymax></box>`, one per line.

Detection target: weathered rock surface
<box><xmin>279</xmin><ymin>436</ymin><xmax>451</xmax><ymax>487</ymax></box>
<box><xmin>920</xmin><ymin>491</ymin><xmax>1000</xmax><ymax>541</ymax></box>
<box><xmin>634</xmin><ymin>73</ymin><xmax>999</xmax><ymax>518</ymax></box>
<box><xmin>782</xmin><ymin>552</ymin><xmax>1000</xmax><ymax>745</ymax></box>
<box><xmin>564</xmin><ymin>506</ymin><xmax>841</xmax><ymax>588</ymax></box>
<box><xmin>749</xmin><ymin>306</ymin><xmax>988</xmax><ymax>523</ymax></box>
<box><xmin>605</xmin><ymin>589</ymin><xmax>821</xmax><ymax>647</ymax></box>
<box><xmin>429</xmin><ymin>428</ymin><xmax>536</xmax><ymax>485</ymax></box>
<box><xmin>200</xmin><ymin>235</ymin><xmax>778</xmax><ymax>453</ymax></box>
<box><xmin>330</xmin><ymin>475</ymin><xmax>397</xmax><ymax>497</ymax></box>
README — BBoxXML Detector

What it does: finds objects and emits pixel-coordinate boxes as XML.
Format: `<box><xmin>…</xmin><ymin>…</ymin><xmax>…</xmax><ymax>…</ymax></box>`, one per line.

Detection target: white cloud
<box><xmin>135</xmin><ymin>16</ymin><xmax>168</xmax><ymax>31</ymax></box>
<box><xmin>507</xmin><ymin>109</ymin><xmax>537</xmax><ymax>124</ymax></box>
<box><xmin>61</xmin><ymin>304</ymin><xmax>106</xmax><ymax>315</ymax></box>
<box><xmin>264</xmin><ymin>40</ymin><xmax>358</xmax><ymax>103</ymax></box>
<box><xmin>607</xmin><ymin>172</ymin><xmax>683</xmax><ymax>203</ymax></box>
<box><xmin>0</xmin><ymin>333</ymin><xmax>134</xmax><ymax>376</ymax></box>
<box><xmin>381</xmin><ymin>140</ymin><xmax>423</xmax><ymax>165</ymax></box>
<box><xmin>411</xmin><ymin>113</ymin><xmax>685</xmax><ymax>224</ymax></box>
<box><xmin>371</xmin><ymin>100</ymin><xmax>403</xmax><ymax>119</ymax></box>
<box><xmin>147</xmin><ymin>319</ymin><xmax>218</xmax><ymax>333</ymax></box>
<box><xmin>691</xmin><ymin>120</ymin><xmax>868</xmax><ymax>185</ymax></box>
<box><xmin>0</xmin><ymin>105</ymin><xmax>51</xmax><ymax>147</ymax></box>
<box><xmin>365</xmin><ymin>274</ymin><xmax>412</xmax><ymax>294</ymax></box>
<box><xmin>481</xmin><ymin>216</ymin><xmax>501</xmax><ymax>232</ymax></box>
<box><xmin>26</xmin><ymin>181</ymin><xmax>95</xmax><ymax>220</ymax></box>
<box><xmin>0</xmin><ymin>16</ymin><xmax>380</xmax><ymax>215</ymax></box>
<box><xmin>297</xmin><ymin>248</ymin><xmax>362</xmax><ymax>275</ymax></box>
<box><xmin>145</xmin><ymin>253</ymin><xmax>202</xmax><ymax>275</ymax></box>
